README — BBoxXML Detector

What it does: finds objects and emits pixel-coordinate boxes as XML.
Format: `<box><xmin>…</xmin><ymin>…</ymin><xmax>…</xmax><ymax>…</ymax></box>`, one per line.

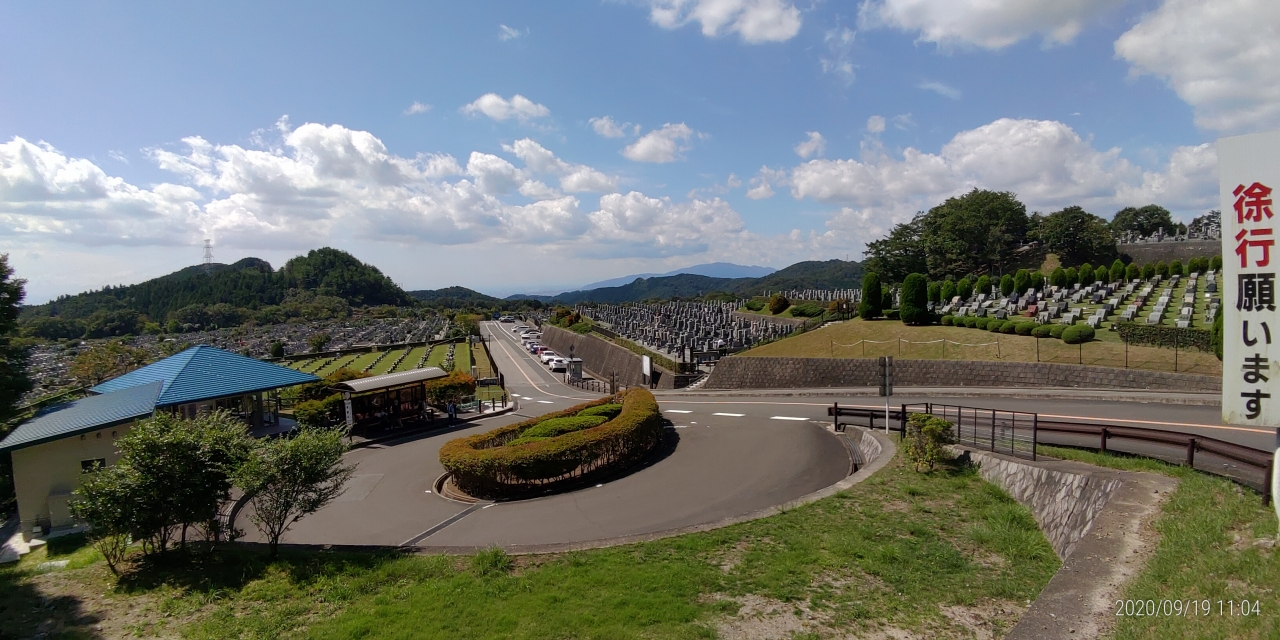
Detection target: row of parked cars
<box><xmin>512</xmin><ymin>324</ymin><xmax>568</xmax><ymax>372</ymax></box>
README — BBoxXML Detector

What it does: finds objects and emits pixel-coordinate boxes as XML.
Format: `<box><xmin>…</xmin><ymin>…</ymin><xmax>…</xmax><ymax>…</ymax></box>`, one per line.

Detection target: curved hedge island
<box><xmin>438</xmin><ymin>388</ymin><xmax>664</xmax><ymax>499</ymax></box>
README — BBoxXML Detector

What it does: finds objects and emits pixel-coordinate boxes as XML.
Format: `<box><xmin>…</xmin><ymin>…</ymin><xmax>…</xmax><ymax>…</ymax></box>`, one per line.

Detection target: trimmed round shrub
<box><xmin>1014</xmin><ymin>322</ymin><xmax>1035</xmax><ymax>336</ymax></box>
<box><xmin>940</xmin><ymin>315</ymin><xmax>954</xmax><ymax>326</ymax></box>
<box><xmin>1049</xmin><ymin>324</ymin><xmax>1068</xmax><ymax>339</ymax></box>
<box><xmin>885</xmin><ymin>309</ymin><xmax>900</xmax><ymax>320</ymax></box>
<box><xmin>956</xmin><ymin>277</ymin><xmax>973</xmax><ymax>301</ymax></box>
<box><xmin>768</xmin><ymin>294</ymin><xmax>790</xmax><ymax>315</ymax></box>
<box><xmin>974</xmin><ymin>275</ymin><xmax>991</xmax><ymax>298</ymax></box>
<box><xmin>1013</xmin><ymin>269</ymin><xmax>1030</xmax><ymax>294</ymax></box>
<box><xmin>577</xmin><ymin>403</ymin><xmax>623</xmax><ymax>419</ymax></box>
<box><xmin>940</xmin><ymin>280</ymin><xmax>957</xmax><ymax>304</ymax></box>
<box><xmin>999</xmin><ymin>320</ymin><xmax>1017</xmax><ymax>334</ymax></box>
<box><xmin>999</xmin><ymin>274</ymin><xmax>1015</xmax><ymax>296</ymax></box>
<box><xmin>439</xmin><ymin>388</ymin><xmax>663</xmax><ymax>499</ymax></box>
<box><xmin>1061</xmin><ymin>324</ymin><xmax>1096</xmax><ymax>344</ymax></box>
<box><xmin>974</xmin><ymin>317</ymin><xmax>991</xmax><ymax>330</ymax></box>
<box><xmin>1125</xmin><ymin>263</ymin><xmax>1141</xmax><ymax>281</ymax></box>
<box><xmin>859</xmin><ymin>272</ymin><xmax>883</xmax><ymax>319</ymax></box>
<box><xmin>1063</xmin><ymin>267</ymin><xmax>1078</xmax><ymax>286</ymax></box>
<box><xmin>988</xmin><ymin>319</ymin><xmax>1004</xmax><ymax>332</ymax></box>
<box><xmin>963</xmin><ymin>316</ymin><xmax>978</xmax><ymax>328</ymax></box>
<box><xmin>1032</xmin><ymin>325</ymin><xmax>1053</xmax><ymax>338</ymax></box>
<box><xmin>1078</xmin><ymin>263</ymin><xmax>1093</xmax><ymax>285</ymax></box>
<box><xmin>790</xmin><ymin>302</ymin><xmax>824</xmax><ymax>317</ymax></box>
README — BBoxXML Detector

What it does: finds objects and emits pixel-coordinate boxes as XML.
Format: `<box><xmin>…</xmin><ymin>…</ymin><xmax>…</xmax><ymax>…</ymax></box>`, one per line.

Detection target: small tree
<box><xmin>956</xmin><ymin>277</ymin><xmax>973</xmax><ymax>301</ymax></box>
<box><xmin>1141</xmin><ymin>263</ymin><xmax>1155</xmax><ymax>280</ymax></box>
<box><xmin>237</xmin><ymin>428</ymin><xmax>354</xmax><ymax>557</ymax></box>
<box><xmin>69</xmin><ymin>341</ymin><xmax>150</xmax><ymax>386</ymax></box>
<box><xmin>767</xmin><ymin>294</ymin><xmax>790</xmax><ymax>315</ymax></box>
<box><xmin>1187</xmin><ymin>257</ymin><xmax>1204</xmax><ymax>274</ymax></box>
<box><xmin>1050</xmin><ymin>267</ymin><xmax>1066</xmax><ymax>288</ymax></box>
<box><xmin>1062</xmin><ymin>268</ymin><xmax>1077</xmax><ymax>287</ymax></box>
<box><xmin>1169</xmin><ymin>259</ymin><xmax>1184</xmax><ymax>277</ymax></box>
<box><xmin>1077</xmin><ymin>263</ymin><xmax>1093</xmax><ymax>285</ymax></box>
<box><xmin>974</xmin><ymin>275</ymin><xmax>991</xmax><ymax>298</ymax></box>
<box><xmin>1155</xmin><ymin>261</ymin><xmax>1170</xmax><ymax>278</ymax></box>
<box><xmin>903</xmin><ymin>413</ymin><xmax>956</xmax><ymax>472</ymax></box>
<box><xmin>1109</xmin><ymin>259</ymin><xmax>1126</xmax><ymax>283</ymax></box>
<box><xmin>999</xmin><ymin>274</ymin><xmax>1014</xmax><ymax>296</ymax></box>
<box><xmin>940</xmin><ymin>280</ymin><xmax>956</xmax><ymax>304</ymax></box>
<box><xmin>1211</xmin><ymin>255</ymin><xmax>1223</xmax><ymax>271</ymax></box>
<box><xmin>269</xmin><ymin>341</ymin><xmax>286</xmax><ymax>358</ymax></box>
<box><xmin>1013</xmin><ymin>269</ymin><xmax>1029</xmax><ymax>294</ymax></box>
<box><xmin>927</xmin><ymin>281</ymin><xmax>941</xmax><ymax>305</ymax></box>
<box><xmin>1125</xmin><ymin>263</ymin><xmax>1141</xmax><ymax>281</ymax></box>
<box><xmin>899</xmin><ymin>273</ymin><xmax>930</xmax><ymax>325</ymax></box>
<box><xmin>308</xmin><ymin>332</ymin><xmax>331</xmax><ymax>353</ymax></box>
<box><xmin>858</xmin><ymin>272</ymin><xmax>883</xmax><ymax>319</ymax></box>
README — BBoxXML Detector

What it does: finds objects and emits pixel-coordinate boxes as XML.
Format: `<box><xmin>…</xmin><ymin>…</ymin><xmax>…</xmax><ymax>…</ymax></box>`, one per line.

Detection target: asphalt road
<box><xmin>242</xmin><ymin>321</ymin><xmax>1273</xmax><ymax>550</ymax></box>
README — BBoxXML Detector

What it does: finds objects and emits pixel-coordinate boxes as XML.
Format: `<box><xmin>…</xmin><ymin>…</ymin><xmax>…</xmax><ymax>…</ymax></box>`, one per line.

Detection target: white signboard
<box><xmin>641</xmin><ymin>355</ymin><xmax>652</xmax><ymax>377</ymax></box>
<box><xmin>1220</xmin><ymin>131</ymin><xmax>1280</xmax><ymax>426</ymax></box>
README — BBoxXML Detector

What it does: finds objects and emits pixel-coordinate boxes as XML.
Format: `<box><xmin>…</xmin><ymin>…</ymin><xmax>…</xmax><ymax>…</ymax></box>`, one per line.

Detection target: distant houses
<box><xmin>1</xmin><ymin>346</ymin><xmax>319</xmax><ymax>541</ymax></box>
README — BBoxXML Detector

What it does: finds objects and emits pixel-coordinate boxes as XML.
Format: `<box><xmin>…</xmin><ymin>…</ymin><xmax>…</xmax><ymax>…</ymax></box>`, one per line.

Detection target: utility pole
<box><xmin>878</xmin><ymin>356</ymin><xmax>894</xmax><ymax>434</ymax></box>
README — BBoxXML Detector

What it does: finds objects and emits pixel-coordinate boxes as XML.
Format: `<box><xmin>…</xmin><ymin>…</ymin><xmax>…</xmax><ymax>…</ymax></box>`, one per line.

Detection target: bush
<box><xmin>744</xmin><ymin>299</ymin><xmax>765</xmax><ymax>312</ymax></box>
<box><xmin>974</xmin><ymin>317</ymin><xmax>990</xmax><ymax>330</ymax></box>
<box><xmin>1213</xmin><ymin>312</ymin><xmax>1223</xmax><ymax>360</ymax></box>
<box><xmin>1032</xmin><ymin>325</ymin><xmax>1053</xmax><ymax>338</ymax></box>
<box><xmin>1013</xmin><ymin>269</ymin><xmax>1029</xmax><ymax>294</ymax></box>
<box><xmin>790</xmin><ymin>302</ymin><xmax>825</xmax><ymax>318</ymax></box>
<box><xmin>940</xmin><ymin>315</ymin><xmax>954</xmax><ymax>326</ymax></box>
<box><xmin>927</xmin><ymin>281</ymin><xmax>942</xmax><ymax>305</ymax></box>
<box><xmin>1061</xmin><ymin>324</ymin><xmax>1096</xmax><ymax>344</ymax></box>
<box><xmin>903</xmin><ymin>413</ymin><xmax>956</xmax><ymax>472</ymax></box>
<box><xmin>1211</xmin><ymin>255</ymin><xmax>1223</xmax><ymax>271</ymax></box>
<box><xmin>439</xmin><ymin>388</ymin><xmax>663</xmax><ymax>499</ymax></box>
<box><xmin>999</xmin><ymin>274</ymin><xmax>1014</xmax><ymax>296</ymax></box>
<box><xmin>1078</xmin><ymin>263</ymin><xmax>1093</xmax><ymax>285</ymax></box>
<box><xmin>516</xmin><ymin>415</ymin><xmax>610</xmax><ymax>441</ymax></box>
<box><xmin>424</xmin><ymin>371</ymin><xmax>477</xmax><ymax>406</ymax></box>
<box><xmin>1049</xmin><ymin>324</ymin><xmax>1068</xmax><ymax>339</ymax></box>
<box><xmin>1050</xmin><ymin>267</ymin><xmax>1066</xmax><ymax>287</ymax></box>
<box><xmin>998</xmin><ymin>320</ymin><xmax>1016</xmax><ymax>333</ymax></box>
<box><xmin>1063</xmin><ymin>267</ymin><xmax>1078</xmax><ymax>286</ymax></box>
<box><xmin>885</xmin><ymin>309</ymin><xmax>900</xmax><ymax>320</ymax></box>
<box><xmin>988</xmin><ymin>319</ymin><xmax>1006</xmax><ymax>332</ymax></box>
<box><xmin>962</xmin><ymin>316</ymin><xmax>978</xmax><ymax>328</ymax></box>
<box><xmin>956</xmin><ymin>277</ymin><xmax>973</xmax><ymax>301</ymax></box>
<box><xmin>900</xmin><ymin>273</ymin><xmax>931</xmax><ymax>325</ymax></box>
<box><xmin>858</xmin><ymin>272</ymin><xmax>883</xmax><ymax>319</ymax></box>
<box><xmin>1109</xmin><ymin>259</ymin><xmax>1125</xmax><ymax>283</ymax></box>
<box><xmin>1125</xmin><ymin>263</ymin><xmax>1141</xmax><ymax>281</ymax></box>
<box><xmin>768</xmin><ymin>294</ymin><xmax>790</xmax><ymax>315</ymax></box>
<box><xmin>940</xmin><ymin>280</ymin><xmax>957</xmax><ymax>304</ymax></box>
<box><xmin>577</xmin><ymin>403</ymin><xmax>623</xmax><ymax>419</ymax></box>
<box><xmin>1014</xmin><ymin>322</ymin><xmax>1035</xmax><ymax>336</ymax></box>
<box><xmin>974</xmin><ymin>275</ymin><xmax>991</xmax><ymax>298</ymax></box>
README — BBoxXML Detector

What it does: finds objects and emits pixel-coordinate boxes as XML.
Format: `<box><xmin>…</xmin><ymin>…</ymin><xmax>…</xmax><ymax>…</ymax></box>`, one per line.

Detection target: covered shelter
<box><xmin>329</xmin><ymin>367</ymin><xmax>448</xmax><ymax>432</ymax></box>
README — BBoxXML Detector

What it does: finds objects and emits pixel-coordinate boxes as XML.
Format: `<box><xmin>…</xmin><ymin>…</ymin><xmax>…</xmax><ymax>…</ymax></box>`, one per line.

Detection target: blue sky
<box><xmin>2</xmin><ymin>0</ymin><xmax>1275</xmax><ymax>302</ymax></box>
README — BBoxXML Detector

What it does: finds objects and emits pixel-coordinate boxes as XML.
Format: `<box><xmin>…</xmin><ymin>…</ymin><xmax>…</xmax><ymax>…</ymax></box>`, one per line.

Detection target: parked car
<box><xmin>539</xmin><ymin>350</ymin><xmax>559</xmax><ymax>364</ymax></box>
<box><xmin>513</xmin><ymin>325</ymin><xmax>528</xmax><ymax>333</ymax></box>
<box><xmin>548</xmin><ymin>357</ymin><xmax>567</xmax><ymax>371</ymax></box>
<box><xmin>499</xmin><ymin>316</ymin><xmax>514</xmax><ymax>322</ymax></box>
<box><xmin>526</xmin><ymin>342</ymin><xmax>541</xmax><ymax>353</ymax></box>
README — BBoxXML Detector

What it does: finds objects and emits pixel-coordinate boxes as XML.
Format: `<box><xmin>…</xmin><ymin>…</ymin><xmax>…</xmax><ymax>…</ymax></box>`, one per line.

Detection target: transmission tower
<box><xmin>203</xmin><ymin>239</ymin><xmax>214</xmax><ymax>273</ymax></box>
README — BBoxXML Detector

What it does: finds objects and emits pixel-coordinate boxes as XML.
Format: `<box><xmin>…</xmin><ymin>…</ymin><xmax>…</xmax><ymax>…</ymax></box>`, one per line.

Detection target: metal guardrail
<box><xmin>566</xmin><ymin>378</ymin><xmax>613</xmax><ymax>394</ymax></box>
<box><xmin>828</xmin><ymin>401</ymin><xmax>1275</xmax><ymax>504</ymax></box>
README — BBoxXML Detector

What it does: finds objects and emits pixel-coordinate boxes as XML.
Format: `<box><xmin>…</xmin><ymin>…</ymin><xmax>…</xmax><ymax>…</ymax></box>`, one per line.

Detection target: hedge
<box><xmin>439</xmin><ymin>388</ymin><xmax>663</xmax><ymax>499</ymax></box>
<box><xmin>988</xmin><ymin>319</ymin><xmax>1004</xmax><ymax>332</ymax></box>
<box><xmin>1031</xmin><ymin>325</ymin><xmax>1053</xmax><ymax>338</ymax></box>
<box><xmin>1062</xmin><ymin>324</ymin><xmax>1096</xmax><ymax>344</ymax></box>
<box><xmin>940</xmin><ymin>315</ymin><xmax>954</xmax><ymax>326</ymax></box>
<box><xmin>1114</xmin><ymin>322</ymin><xmax>1214</xmax><ymax>352</ymax></box>
<box><xmin>999</xmin><ymin>321</ymin><xmax>1018</xmax><ymax>334</ymax></box>
<box><xmin>1049</xmin><ymin>324</ymin><xmax>1068</xmax><ymax>339</ymax></box>
<box><xmin>974</xmin><ymin>317</ymin><xmax>991</xmax><ymax>330</ymax></box>
<box><xmin>1014</xmin><ymin>322</ymin><xmax>1035</xmax><ymax>336</ymax></box>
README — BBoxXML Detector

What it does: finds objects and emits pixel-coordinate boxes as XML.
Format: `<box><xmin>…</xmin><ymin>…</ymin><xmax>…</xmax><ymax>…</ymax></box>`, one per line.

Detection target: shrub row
<box><xmin>439</xmin><ymin>389</ymin><xmax>663</xmax><ymax>499</ymax></box>
<box><xmin>941</xmin><ymin>315</ymin><xmax>1096</xmax><ymax>343</ymax></box>
<box><xmin>1114</xmin><ymin>322</ymin><xmax>1213</xmax><ymax>352</ymax></box>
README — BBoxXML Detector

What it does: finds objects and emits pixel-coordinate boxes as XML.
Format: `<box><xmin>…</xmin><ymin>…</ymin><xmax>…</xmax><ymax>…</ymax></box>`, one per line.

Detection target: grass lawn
<box><xmin>392</xmin><ymin>346</ymin><xmax>428</xmax><ymax>372</ymax></box>
<box><xmin>313</xmin><ymin>354</ymin><xmax>359</xmax><ymax>377</ymax></box>
<box><xmin>741</xmin><ymin>318</ymin><xmax>1222</xmax><ymax>376</ymax></box>
<box><xmin>368</xmin><ymin>348</ymin><xmax>405</xmax><ymax>375</ymax></box>
<box><xmin>344</xmin><ymin>351</ymin><xmax>382</xmax><ymax>373</ymax></box>
<box><xmin>455</xmin><ymin>342</ymin><xmax>471</xmax><ymax>373</ymax></box>
<box><xmin>1038</xmin><ymin>446</ymin><xmax>1279</xmax><ymax>639</ymax></box>
<box><xmin>1</xmin><ymin>454</ymin><xmax>1058</xmax><ymax>639</ymax></box>
<box><xmin>423</xmin><ymin>345</ymin><xmax>448</xmax><ymax>368</ymax></box>
<box><xmin>473</xmin><ymin>343</ymin><xmax>494</xmax><ymax>379</ymax></box>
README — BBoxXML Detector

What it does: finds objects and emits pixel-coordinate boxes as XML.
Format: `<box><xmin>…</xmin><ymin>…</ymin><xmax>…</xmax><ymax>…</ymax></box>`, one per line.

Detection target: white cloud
<box><xmin>589</xmin><ymin>116</ymin><xmax>639</xmax><ymax>138</ymax></box>
<box><xmin>866</xmin><ymin>116</ymin><xmax>886</xmax><ymax>134</ymax></box>
<box><xmin>460</xmin><ymin>93</ymin><xmax>551</xmax><ymax>123</ymax></box>
<box><xmin>892</xmin><ymin>114</ymin><xmax>916</xmax><ymax>130</ymax></box>
<box><xmin>585</xmin><ymin>192</ymin><xmax>751</xmax><ymax>257</ymax></box>
<box><xmin>793</xmin><ymin>132</ymin><xmax>826</xmax><ymax>158</ymax></box>
<box><xmin>745</xmin><ymin>166</ymin><xmax>786</xmax><ymax>200</ymax></box>
<box><xmin>746</xmin><ymin>182</ymin><xmax>775</xmax><ymax>200</ymax></box>
<box><xmin>622</xmin><ymin>123</ymin><xmax>700</xmax><ymax>163</ymax></box>
<box><xmin>648</xmin><ymin>0</ymin><xmax>802</xmax><ymax>43</ymax></box>
<box><xmin>788</xmin><ymin>118</ymin><xmax>1215</xmax><ymax>250</ymax></box>
<box><xmin>403</xmin><ymin>101</ymin><xmax>432</xmax><ymax>115</ymax></box>
<box><xmin>918</xmin><ymin>80</ymin><xmax>962</xmax><ymax>100</ymax></box>
<box><xmin>502</xmin><ymin>138</ymin><xmax>618</xmax><ymax>193</ymax></box>
<box><xmin>1115</xmin><ymin>0</ymin><xmax>1280</xmax><ymax>133</ymax></box>
<box><xmin>820</xmin><ymin>27</ymin><xmax>856</xmax><ymax>82</ymax></box>
<box><xmin>861</xmin><ymin>0</ymin><xmax>1120</xmax><ymax>49</ymax></box>
<box><xmin>498</xmin><ymin>24</ymin><xmax>527</xmax><ymax>41</ymax></box>
<box><xmin>108</xmin><ymin>150</ymin><xmax>129</xmax><ymax>164</ymax></box>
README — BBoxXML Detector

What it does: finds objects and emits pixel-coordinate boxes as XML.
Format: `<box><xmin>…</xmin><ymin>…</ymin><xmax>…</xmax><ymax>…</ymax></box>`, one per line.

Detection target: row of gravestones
<box><xmin>580</xmin><ymin>301</ymin><xmax>799</xmax><ymax>360</ymax></box>
<box><xmin>762</xmin><ymin>289</ymin><xmax>863</xmax><ymax>303</ymax></box>
<box><xmin>937</xmin><ymin>271</ymin><xmax>1219</xmax><ymax>330</ymax></box>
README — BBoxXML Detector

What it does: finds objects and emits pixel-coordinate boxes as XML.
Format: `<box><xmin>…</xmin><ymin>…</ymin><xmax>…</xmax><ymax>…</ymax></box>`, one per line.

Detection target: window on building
<box><xmin>80</xmin><ymin>458</ymin><xmax>106</xmax><ymax>473</ymax></box>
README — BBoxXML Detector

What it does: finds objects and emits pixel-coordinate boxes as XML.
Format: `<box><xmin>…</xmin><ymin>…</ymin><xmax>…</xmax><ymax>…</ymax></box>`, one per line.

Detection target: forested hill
<box><xmin>407</xmin><ymin>286</ymin><xmax>503</xmax><ymax>307</ymax></box>
<box><xmin>20</xmin><ymin>248</ymin><xmax>413</xmax><ymax>337</ymax></box>
<box><xmin>533</xmin><ymin>259</ymin><xmax>864</xmax><ymax>304</ymax></box>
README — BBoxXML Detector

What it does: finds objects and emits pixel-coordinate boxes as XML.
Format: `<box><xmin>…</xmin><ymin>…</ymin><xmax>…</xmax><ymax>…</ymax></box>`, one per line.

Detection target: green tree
<box><xmin>863</xmin><ymin>217</ymin><xmax>929</xmax><ymax>284</ymax></box>
<box><xmin>1211</xmin><ymin>255</ymin><xmax>1223</xmax><ymax>271</ymax></box>
<box><xmin>308</xmin><ymin>332</ymin><xmax>332</xmax><ymax>353</ymax></box>
<box><xmin>927</xmin><ymin>281</ymin><xmax>941</xmax><ymax>305</ymax></box>
<box><xmin>1035</xmin><ymin>206</ymin><xmax>1118</xmax><ymax>266</ymax></box>
<box><xmin>1013</xmin><ymin>269</ymin><xmax>1030</xmax><ymax>295</ymax></box>
<box><xmin>1187</xmin><ymin>257</ymin><xmax>1204</xmax><ymax>274</ymax></box>
<box><xmin>1111</xmin><ymin>204</ymin><xmax>1174</xmax><ymax>238</ymax></box>
<box><xmin>1077</xmin><ymin>263</ymin><xmax>1093</xmax><ymax>286</ymax></box>
<box><xmin>1125</xmin><ymin>263</ymin><xmax>1141</xmax><ymax>281</ymax></box>
<box><xmin>1142</xmin><ymin>263</ymin><xmax>1156</xmax><ymax>280</ymax></box>
<box><xmin>940</xmin><ymin>280</ymin><xmax>957</xmax><ymax>304</ymax></box>
<box><xmin>899</xmin><ymin>274</ymin><xmax>930</xmax><ymax>325</ymax></box>
<box><xmin>974</xmin><ymin>275</ymin><xmax>991</xmax><ymax>298</ymax></box>
<box><xmin>1169</xmin><ymin>260</ymin><xmax>1183</xmax><ymax>277</ymax></box>
<box><xmin>1109</xmin><ymin>259</ymin><xmax>1126</xmax><ymax>283</ymax></box>
<box><xmin>68</xmin><ymin>341</ymin><xmax>150</xmax><ymax>386</ymax></box>
<box><xmin>1155</xmin><ymin>261</ymin><xmax>1170</xmax><ymax>278</ymax></box>
<box><xmin>919</xmin><ymin>190</ymin><xmax>1029</xmax><ymax>279</ymax></box>
<box><xmin>999</xmin><ymin>274</ymin><xmax>1014</xmax><ymax>296</ymax></box>
<box><xmin>767</xmin><ymin>294</ymin><xmax>790</xmax><ymax>315</ymax></box>
<box><xmin>236</xmin><ymin>427</ymin><xmax>354</xmax><ymax>557</ymax></box>
<box><xmin>1063</xmin><ymin>268</ymin><xmax>1077</xmax><ymax>287</ymax></box>
<box><xmin>0</xmin><ymin>256</ymin><xmax>31</xmax><ymax>422</ymax></box>
<box><xmin>858</xmin><ymin>273</ymin><xmax>883</xmax><ymax>319</ymax></box>
<box><xmin>1050</xmin><ymin>267</ymin><xmax>1067</xmax><ymax>288</ymax></box>
<box><xmin>956</xmin><ymin>277</ymin><xmax>973</xmax><ymax>301</ymax></box>
<box><xmin>269</xmin><ymin>341</ymin><xmax>286</xmax><ymax>359</ymax></box>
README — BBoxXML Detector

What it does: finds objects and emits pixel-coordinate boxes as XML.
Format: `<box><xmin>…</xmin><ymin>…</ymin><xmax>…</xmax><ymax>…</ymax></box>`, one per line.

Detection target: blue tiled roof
<box><xmin>0</xmin><ymin>382</ymin><xmax>161</xmax><ymax>452</ymax></box>
<box><xmin>90</xmin><ymin>345</ymin><xmax>319</xmax><ymax>406</ymax></box>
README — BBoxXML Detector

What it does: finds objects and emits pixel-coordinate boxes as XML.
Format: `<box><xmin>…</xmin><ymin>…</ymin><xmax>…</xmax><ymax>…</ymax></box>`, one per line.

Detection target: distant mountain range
<box><xmin>505</xmin><ymin>259</ymin><xmax>863</xmax><ymax>304</ymax></box>
<box><xmin>577</xmin><ymin>262</ymin><xmax>776</xmax><ymax>291</ymax></box>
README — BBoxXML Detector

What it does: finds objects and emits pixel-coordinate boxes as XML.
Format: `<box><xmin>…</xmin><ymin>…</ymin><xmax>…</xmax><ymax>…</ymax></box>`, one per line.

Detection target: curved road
<box><xmin>249</xmin><ymin>321</ymin><xmax>1271</xmax><ymax>551</ymax></box>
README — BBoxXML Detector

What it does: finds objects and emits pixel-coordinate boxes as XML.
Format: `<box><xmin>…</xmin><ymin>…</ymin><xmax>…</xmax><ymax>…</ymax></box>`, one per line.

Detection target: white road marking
<box><xmin>537</xmin><ymin>400</ymin><xmax>554</xmax><ymax>404</ymax></box>
<box><xmin>712</xmin><ymin>412</ymin><xmax>745</xmax><ymax>417</ymax></box>
<box><xmin>666</xmin><ymin>409</ymin><xmax>693</xmax><ymax>414</ymax></box>
<box><xmin>770</xmin><ymin>416</ymin><xmax>808</xmax><ymax>421</ymax></box>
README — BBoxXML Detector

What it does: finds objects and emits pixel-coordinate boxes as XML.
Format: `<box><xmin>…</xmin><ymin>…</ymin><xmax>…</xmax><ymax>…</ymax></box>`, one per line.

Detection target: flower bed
<box><xmin>438</xmin><ymin>388</ymin><xmax>663</xmax><ymax>499</ymax></box>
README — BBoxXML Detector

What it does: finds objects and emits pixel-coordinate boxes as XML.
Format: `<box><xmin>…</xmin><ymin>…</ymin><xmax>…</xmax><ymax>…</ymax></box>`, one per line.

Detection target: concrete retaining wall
<box><xmin>958</xmin><ymin>448</ymin><xmax>1121</xmax><ymax>560</ymax></box>
<box><xmin>703</xmin><ymin>356</ymin><xmax>1220</xmax><ymax>392</ymax></box>
<box><xmin>855</xmin><ymin>428</ymin><xmax>882</xmax><ymax>468</ymax></box>
<box><xmin>539</xmin><ymin>325</ymin><xmax>676</xmax><ymax>389</ymax></box>
<box><xmin>1119</xmin><ymin>239</ymin><xmax>1219</xmax><ymax>265</ymax></box>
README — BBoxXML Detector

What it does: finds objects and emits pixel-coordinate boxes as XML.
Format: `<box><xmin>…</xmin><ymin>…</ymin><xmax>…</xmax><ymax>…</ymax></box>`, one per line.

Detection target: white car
<box><xmin>513</xmin><ymin>325</ymin><xmax>529</xmax><ymax>333</ymax></box>
<box><xmin>521</xmin><ymin>333</ymin><xmax>542</xmax><ymax>343</ymax></box>
<box><xmin>548</xmin><ymin>357</ymin><xmax>567</xmax><ymax>371</ymax></box>
<box><xmin>539</xmin><ymin>350</ymin><xmax>558</xmax><ymax>364</ymax></box>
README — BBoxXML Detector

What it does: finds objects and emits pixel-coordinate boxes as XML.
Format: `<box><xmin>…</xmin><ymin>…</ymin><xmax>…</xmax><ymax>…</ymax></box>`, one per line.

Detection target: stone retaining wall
<box><xmin>957</xmin><ymin>448</ymin><xmax>1121</xmax><ymax>560</ymax></box>
<box><xmin>855</xmin><ymin>428</ymin><xmax>882</xmax><ymax>468</ymax></box>
<box><xmin>539</xmin><ymin>326</ymin><xmax>676</xmax><ymax>389</ymax></box>
<box><xmin>703</xmin><ymin>356</ymin><xmax>1220</xmax><ymax>392</ymax></box>
<box><xmin>1119</xmin><ymin>239</ymin><xmax>1219</xmax><ymax>265</ymax></box>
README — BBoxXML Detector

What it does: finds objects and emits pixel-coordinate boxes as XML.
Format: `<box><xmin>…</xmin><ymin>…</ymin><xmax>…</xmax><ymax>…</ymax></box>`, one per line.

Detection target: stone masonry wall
<box><xmin>1119</xmin><ymin>239</ymin><xmax>1220</xmax><ymax>265</ymax></box>
<box><xmin>540</xmin><ymin>325</ymin><xmax>675</xmax><ymax>389</ymax></box>
<box><xmin>703</xmin><ymin>356</ymin><xmax>1220</xmax><ymax>392</ymax></box>
<box><xmin>958</xmin><ymin>448</ymin><xmax>1121</xmax><ymax>560</ymax></box>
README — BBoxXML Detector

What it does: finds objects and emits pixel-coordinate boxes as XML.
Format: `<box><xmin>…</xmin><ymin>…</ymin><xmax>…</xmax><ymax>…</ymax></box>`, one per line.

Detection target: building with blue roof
<box><xmin>1</xmin><ymin>346</ymin><xmax>318</xmax><ymax>541</ymax></box>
